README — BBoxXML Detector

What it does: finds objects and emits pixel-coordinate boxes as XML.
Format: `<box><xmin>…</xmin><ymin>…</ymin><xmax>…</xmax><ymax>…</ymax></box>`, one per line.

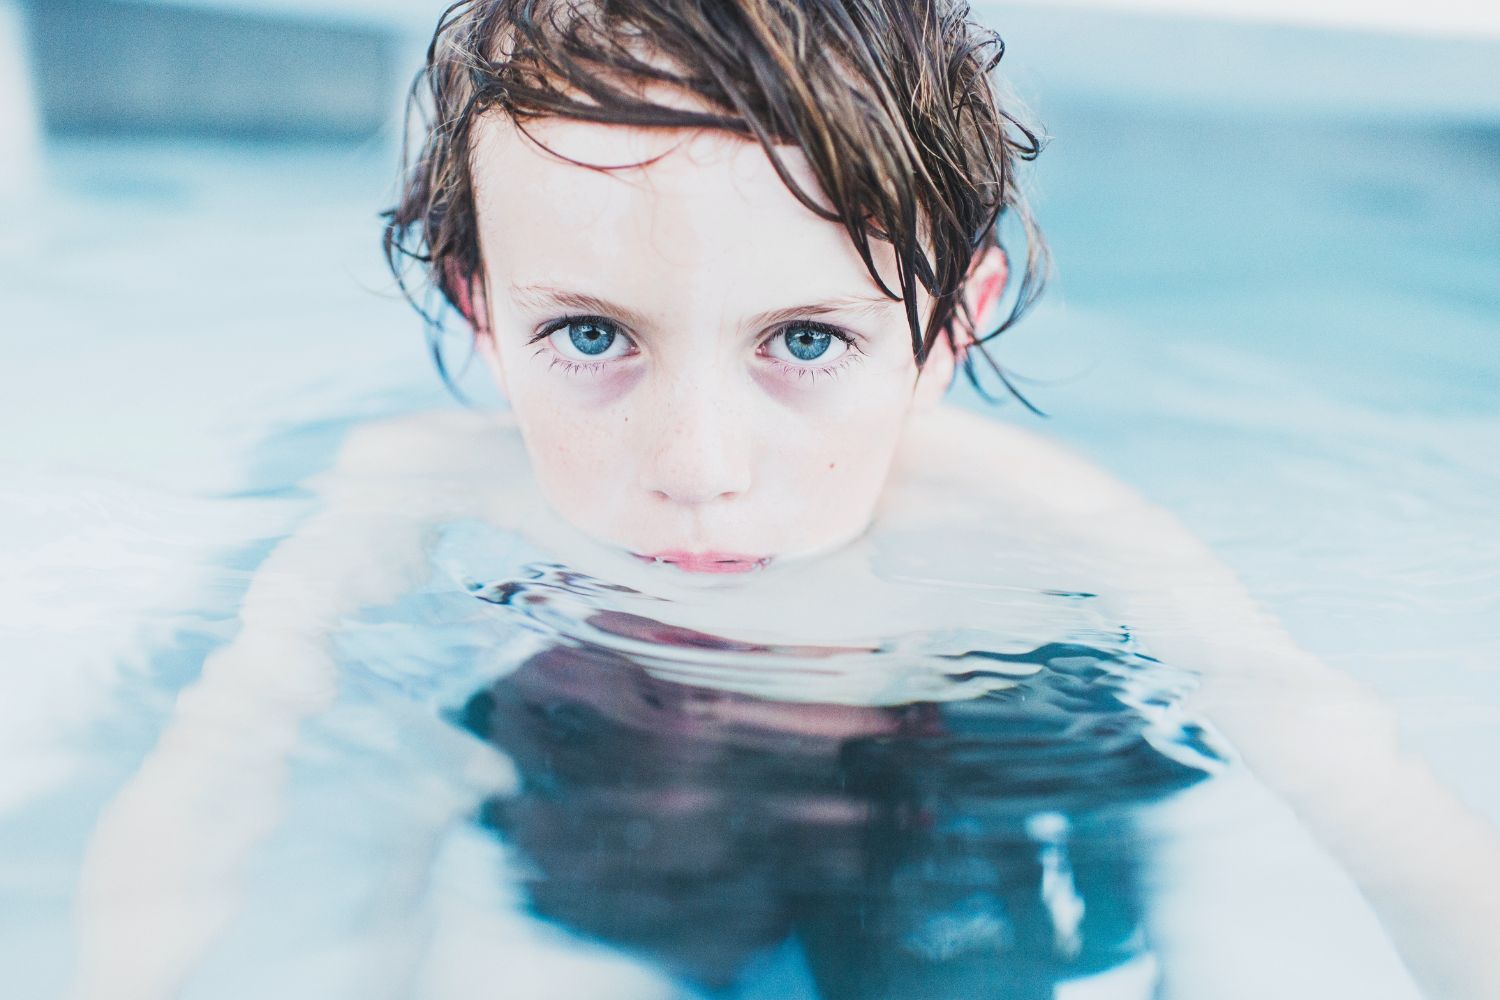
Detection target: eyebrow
<box><xmin>509</xmin><ymin>282</ymin><xmax>899</xmax><ymax>332</ymax></box>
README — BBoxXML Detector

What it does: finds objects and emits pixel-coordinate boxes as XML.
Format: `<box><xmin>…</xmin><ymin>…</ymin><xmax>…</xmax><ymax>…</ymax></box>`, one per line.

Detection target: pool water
<box><xmin>2</xmin><ymin>63</ymin><xmax>1497</xmax><ymax>1000</ymax></box>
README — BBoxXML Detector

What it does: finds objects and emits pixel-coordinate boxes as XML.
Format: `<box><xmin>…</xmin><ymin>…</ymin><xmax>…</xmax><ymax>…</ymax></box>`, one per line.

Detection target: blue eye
<box><xmin>785</xmin><ymin>327</ymin><xmax>831</xmax><ymax>361</ymax></box>
<box><xmin>769</xmin><ymin>324</ymin><xmax>851</xmax><ymax>366</ymax></box>
<box><xmin>546</xmin><ymin>318</ymin><xmax>629</xmax><ymax>362</ymax></box>
<box><xmin>568</xmin><ymin>321</ymin><xmax>614</xmax><ymax>355</ymax></box>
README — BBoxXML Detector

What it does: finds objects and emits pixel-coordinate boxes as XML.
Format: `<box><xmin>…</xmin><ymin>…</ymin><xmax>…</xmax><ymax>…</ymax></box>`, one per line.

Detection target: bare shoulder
<box><xmin>327</xmin><ymin>407</ymin><xmax>524</xmax><ymax>482</ymax></box>
<box><xmin>905</xmin><ymin>403</ymin><xmax>1170</xmax><ymax>524</ymax></box>
<box><xmin>234</xmin><ymin>408</ymin><xmax>530</xmax><ymax>628</ymax></box>
<box><xmin>291</xmin><ymin>407</ymin><xmax>533</xmax><ymax>530</ymax></box>
<box><xmin>902</xmin><ymin>403</ymin><xmax>1245</xmax><ymax>612</ymax></box>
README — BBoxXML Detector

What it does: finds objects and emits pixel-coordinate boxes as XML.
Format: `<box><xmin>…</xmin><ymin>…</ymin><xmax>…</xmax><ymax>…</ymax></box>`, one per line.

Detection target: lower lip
<box><xmin>634</xmin><ymin>551</ymin><xmax>771</xmax><ymax>574</ymax></box>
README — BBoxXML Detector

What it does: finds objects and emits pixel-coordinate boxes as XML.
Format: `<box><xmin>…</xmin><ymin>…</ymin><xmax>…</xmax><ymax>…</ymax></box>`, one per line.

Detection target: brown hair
<box><xmin>383</xmin><ymin>0</ymin><xmax>1049</xmax><ymax>406</ymax></box>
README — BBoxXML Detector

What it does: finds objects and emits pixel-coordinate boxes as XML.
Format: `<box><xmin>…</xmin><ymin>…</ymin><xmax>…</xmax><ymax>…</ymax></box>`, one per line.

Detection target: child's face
<box><xmin>468</xmin><ymin>115</ymin><xmax>974</xmax><ymax>573</ymax></box>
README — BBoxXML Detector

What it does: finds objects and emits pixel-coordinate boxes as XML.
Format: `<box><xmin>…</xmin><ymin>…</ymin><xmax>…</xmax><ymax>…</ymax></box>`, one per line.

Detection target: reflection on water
<box><xmin>448</xmin><ymin>553</ymin><xmax>1227</xmax><ymax>998</ymax></box>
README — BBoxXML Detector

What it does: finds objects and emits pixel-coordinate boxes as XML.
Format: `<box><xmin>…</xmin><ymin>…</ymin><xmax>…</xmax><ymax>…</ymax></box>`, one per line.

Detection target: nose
<box><xmin>638</xmin><ymin>376</ymin><xmax>752</xmax><ymax>505</ymax></box>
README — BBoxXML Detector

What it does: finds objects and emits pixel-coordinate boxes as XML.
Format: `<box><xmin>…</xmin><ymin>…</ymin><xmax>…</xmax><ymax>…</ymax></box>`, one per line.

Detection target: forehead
<box><xmin>468</xmin><ymin>114</ymin><xmax>899</xmax><ymax>301</ymax></box>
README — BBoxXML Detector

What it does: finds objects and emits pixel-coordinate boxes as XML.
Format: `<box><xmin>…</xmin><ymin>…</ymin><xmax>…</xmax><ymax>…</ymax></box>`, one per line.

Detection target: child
<box><xmin>72</xmin><ymin>2</ymin><xmax>1500</xmax><ymax>997</ymax></box>
<box><xmin>379</xmin><ymin>0</ymin><xmax>1048</xmax><ymax>573</ymax></box>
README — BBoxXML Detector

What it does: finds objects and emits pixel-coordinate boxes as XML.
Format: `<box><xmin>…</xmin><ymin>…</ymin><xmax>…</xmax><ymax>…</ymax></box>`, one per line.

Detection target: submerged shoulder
<box><xmin>325</xmin><ymin>408</ymin><xmax>524</xmax><ymax>481</ymax></box>
<box><xmin>302</xmin><ymin>407</ymin><xmax>530</xmax><ymax>524</ymax></box>
<box><xmin>904</xmin><ymin>403</ymin><xmax>1144</xmax><ymax>518</ymax></box>
<box><xmin>899</xmin><ymin>402</ymin><xmax>1217</xmax><ymax>577</ymax></box>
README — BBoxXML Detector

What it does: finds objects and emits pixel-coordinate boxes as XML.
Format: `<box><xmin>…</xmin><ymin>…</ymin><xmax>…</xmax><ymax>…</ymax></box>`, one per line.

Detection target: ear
<box><xmin>911</xmin><ymin>245</ymin><xmax>1008</xmax><ymax>409</ymax></box>
<box><xmin>445</xmin><ymin>260</ymin><xmax>511</xmax><ymax>398</ymax></box>
<box><xmin>965</xmin><ymin>244</ymin><xmax>1009</xmax><ymax>339</ymax></box>
<box><xmin>444</xmin><ymin>260</ymin><xmax>486</xmax><ymax>329</ymax></box>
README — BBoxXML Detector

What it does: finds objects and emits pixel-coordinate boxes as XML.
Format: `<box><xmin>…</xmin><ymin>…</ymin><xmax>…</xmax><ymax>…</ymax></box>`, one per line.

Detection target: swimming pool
<box><xmin>2</xmin><ymin>9</ymin><xmax>1497</xmax><ymax>1000</ymax></box>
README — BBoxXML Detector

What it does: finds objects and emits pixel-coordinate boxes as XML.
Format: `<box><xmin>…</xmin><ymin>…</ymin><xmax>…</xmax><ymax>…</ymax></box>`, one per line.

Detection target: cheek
<box><xmin>504</xmin><ymin>372</ymin><xmax>644</xmax><ymax>504</ymax></box>
<box><xmin>757</xmin><ymin>367</ymin><xmax>915</xmax><ymax>494</ymax></box>
<box><xmin>749</xmin><ymin>356</ymin><xmax>914</xmax><ymax>420</ymax></box>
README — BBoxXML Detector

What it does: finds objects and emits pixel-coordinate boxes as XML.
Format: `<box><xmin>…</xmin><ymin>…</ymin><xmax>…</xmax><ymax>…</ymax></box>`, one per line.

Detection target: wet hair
<box><xmin>383</xmin><ymin>0</ymin><xmax>1050</xmax><ymax>407</ymax></box>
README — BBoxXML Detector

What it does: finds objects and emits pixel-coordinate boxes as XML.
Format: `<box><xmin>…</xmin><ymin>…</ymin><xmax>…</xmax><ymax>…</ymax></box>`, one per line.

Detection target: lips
<box><xmin>633</xmin><ymin>550</ymin><xmax>771</xmax><ymax>573</ymax></box>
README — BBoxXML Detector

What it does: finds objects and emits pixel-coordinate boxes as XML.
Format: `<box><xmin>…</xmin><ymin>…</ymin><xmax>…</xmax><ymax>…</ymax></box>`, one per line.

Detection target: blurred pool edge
<box><xmin>11</xmin><ymin>1</ymin><xmax>1500</xmax><ymax>153</ymax></box>
<box><xmin>19</xmin><ymin>0</ymin><xmax>399</xmax><ymax>144</ymax></box>
<box><xmin>0</xmin><ymin>0</ymin><xmax>39</xmax><ymax>195</ymax></box>
<box><xmin>976</xmin><ymin>1</ymin><xmax>1500</xmax><ymax>127</ymax></box>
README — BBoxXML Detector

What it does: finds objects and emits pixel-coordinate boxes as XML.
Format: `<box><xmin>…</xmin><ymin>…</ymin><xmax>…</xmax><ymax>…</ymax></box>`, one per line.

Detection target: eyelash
<box><xmin>528</xmin><ymin>315</ymin><xmax>865</xmax><ymax>382</ymax></box>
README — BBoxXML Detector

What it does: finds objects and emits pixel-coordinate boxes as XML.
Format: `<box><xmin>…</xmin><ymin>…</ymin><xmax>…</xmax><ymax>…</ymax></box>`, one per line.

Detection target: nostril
<box><xmin>649</xmin><ymin>486</ymin><xmax>742</xmax><ymax>505</ymax></box>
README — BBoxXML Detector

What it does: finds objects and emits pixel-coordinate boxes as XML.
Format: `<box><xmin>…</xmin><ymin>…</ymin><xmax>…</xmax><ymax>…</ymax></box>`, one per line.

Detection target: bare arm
<box><xmin>70</xmin><ymin>409</ymin><xmax>515</xmax><ymax>1000</ymax></box>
